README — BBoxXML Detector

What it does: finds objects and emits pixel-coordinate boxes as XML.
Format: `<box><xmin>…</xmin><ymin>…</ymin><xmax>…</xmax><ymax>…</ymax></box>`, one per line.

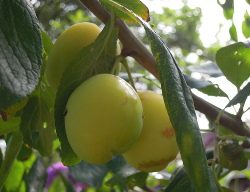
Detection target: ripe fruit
<box><xmin>45</xmin><ymin>22</ymin><xmax>101</xmax><ymax>91</ymax></box>
<box><xmin>65</xmin><ymin>74</ymin><xmax>143</xmax><ymax>164</ymax></box>
<box><xmin>123</xmin><ymin>90</ymin><xmax>179</xmax><ymax>172</ymax></box>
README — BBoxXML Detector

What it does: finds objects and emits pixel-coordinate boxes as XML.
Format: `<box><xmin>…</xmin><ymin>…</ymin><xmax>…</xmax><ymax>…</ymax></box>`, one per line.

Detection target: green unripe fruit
<box><xmin>45</xmin><ymin>22</ymin><xmax>101</xmax><ymax>91</ymax></box>
<box><xmin>123</xmin><ymin>90</ymin><xmax>179</xmax><ymax>172</ymax></box>
<box><xmin>65</xmin><ymin>74</ymin><xmax>143</xmax><ymax>164</ymax></box>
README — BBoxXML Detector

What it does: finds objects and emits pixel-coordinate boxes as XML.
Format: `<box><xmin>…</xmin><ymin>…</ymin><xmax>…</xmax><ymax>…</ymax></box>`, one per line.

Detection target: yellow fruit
<box><xmin>45</xmin><ymin>22</ymin><xmax>101</xmax><ymax>91</ymax></box>
<box><xmin>123</xmin><ymin>90</ymin><xmax>179</xmax><ymax>172</ymax></box>
<box><xmin>65</xmin><ymin>74</ymin><xmax>143</xmax><ymax>164</ymax></box>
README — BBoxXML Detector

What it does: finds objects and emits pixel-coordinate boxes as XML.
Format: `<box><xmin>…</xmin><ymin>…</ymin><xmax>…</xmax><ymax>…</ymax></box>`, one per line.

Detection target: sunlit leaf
<box><xmin>216</xmin><ymin>41</ymin><xmax>250</xmax><ymax>88</ymax></box>
<box><xmin>217</xmin><ymin>0</ymin><xmax>234</xmax><ymax>20</ymax></box>
<box><xmin>229</xmin><ymin>22</ymin><xmax>238</xmax><ymax>42</ymax></box>
<box><xmin>242</xmin><ymin>10</ymin><xmax>250</xmax><ymax>38</ymax></box>
<box><xmin>101</xmin><ymin>0</ymin><xmax>149</xmax><ymax>23</ymax></box>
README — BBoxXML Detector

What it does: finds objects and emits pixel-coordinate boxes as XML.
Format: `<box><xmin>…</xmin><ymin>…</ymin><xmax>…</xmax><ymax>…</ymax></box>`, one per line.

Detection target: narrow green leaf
<box><xmin>242</xmin><ymin>10</ymin><xmax>250</xmax><ymax>38</ymax></box>
<box><xmin>4</xmin><ymin>160</ymin><xmax>25</xmax><ymax>191</ymax></box>
<box><xmin>226</xmin><ymin>82</ymin><xmax>250</xmax><ymax>108</ymax></box>
<box><xmin>54</xmin><ymin>17</ymin><xmax>118</xmax><ymax>166</ymax></box>
<box><xmin>216</xmin><ymin>42</ymin><xmax>250</xmax><ymax>88</ymax></box>
<box><xmin>0</xmin><ymin>131</ymin><xmax>23</xmax><ymax>191</ymax></box>
<box><xmin>137</xmin><ymin>17</ymin><xmax>214</xmax><ymax>191</ymax></box>
<box><xmin>0</xmin><ymin>0</ymin><xmax>42</xmax><ymax>109</ymax></box>
<box><xmin>41</xmin><ymin>29</ymin><xmax>53</xmax><ymax>55</ymax></box>
<box><xmin>101</xmin><ymin>0</ymin><xmax>149</xmax><ymax>23</ymax></box>
<box><xmin>229</xmin><ymin>22</ymin><xmax>238</xmax><ymax>42</ymax></box>
<box><xmin>217</xmin><ymin>0</ymin><xmax>234</xmax><ymax>20</ymax></box>
<box><xmin>20</xmin><ymin>83</ymin><xmax>56</xmax><ymax>157</ymax></box>
<box><xmin>69</xmin><ymin>161</ymin><xmax>109</xmax><ymax>188</ymax></box>
<box><xmin>25</xmin><ymin>157</ymin><xmax>47</xmax><ymax>192</ymax></box>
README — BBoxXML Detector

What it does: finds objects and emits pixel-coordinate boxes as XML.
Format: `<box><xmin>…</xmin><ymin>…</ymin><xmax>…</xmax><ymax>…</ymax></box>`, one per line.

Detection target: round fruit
<box><xmin>65</xmin><ymin>74</ymin><xmax>143</xmax><ymax>164</ymax></box>
<box><xmin>123</xmin><ymin>90</ymin><xmax>179</xmax><ymax>172</ymax></box>
<box><xmin>45</xmin><ymin>22</ymin><xmax>101</xmax><ymax>91</ymax></box>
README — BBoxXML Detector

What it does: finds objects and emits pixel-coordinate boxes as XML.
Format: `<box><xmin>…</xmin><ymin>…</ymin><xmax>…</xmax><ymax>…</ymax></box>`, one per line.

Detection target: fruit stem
<box><xmin>111</xmin><ymin>55</ymin><xmax>124</xmax><ymax>75</ymax></box>
<box><xmin>121</xmin><ymin>59</ymin><xmax>137</xmax><ymax>91</ymax></box>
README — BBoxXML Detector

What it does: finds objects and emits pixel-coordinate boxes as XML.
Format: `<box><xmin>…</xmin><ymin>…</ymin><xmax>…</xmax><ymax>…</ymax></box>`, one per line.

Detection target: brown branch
<box><xmin>79</xmin><ymin>0</ymin><xmax>250</xmax><ymax>137</ymax></box>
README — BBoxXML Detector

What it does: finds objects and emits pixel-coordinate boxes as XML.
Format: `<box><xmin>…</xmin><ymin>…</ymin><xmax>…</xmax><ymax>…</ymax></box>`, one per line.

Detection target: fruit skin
<box><xmin>123</xmin><ymin>90</ymin><xmax>179</xmax><ymax>172</ymax></box>
<box><xmin>65</xmin><ymin>74</ymin><xmax>143</xmax><ymax>164</ymax></box>
<box><xmin>45</xmin><ymin>22</ymin><xmax>101</xmax><ymax>91</ymax></box>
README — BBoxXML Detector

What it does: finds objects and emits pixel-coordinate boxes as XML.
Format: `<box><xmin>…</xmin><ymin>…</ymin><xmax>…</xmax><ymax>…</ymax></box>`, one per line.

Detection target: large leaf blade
<box><xmin>0</xmin><ymin>0</ymin><xmax>42</xmax><ymax>109</ymax></box>
<box><xmin>20</xmin><ymin>83</ymin><xmax>56</xmax><ymax>157</ymax></box>
<box><xmin>216</xmin><ymin>42</ymin><xmax>250</xmax><ymax>88</ymax></box>
<box><xmin>137</xmin><ymin>18</ymin><xmax>215</xmax><ymax>191</ymax></box>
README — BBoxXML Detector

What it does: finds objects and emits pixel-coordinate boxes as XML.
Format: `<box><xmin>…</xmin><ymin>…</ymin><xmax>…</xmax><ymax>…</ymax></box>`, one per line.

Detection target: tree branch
<box><xmin>79</xmin><ymin>0</ymin><xmax>250</xmax><ymax>137</ymax></box>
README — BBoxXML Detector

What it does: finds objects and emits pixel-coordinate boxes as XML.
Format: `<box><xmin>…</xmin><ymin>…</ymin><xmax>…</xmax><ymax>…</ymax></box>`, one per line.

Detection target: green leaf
<box><xmin>54</xmin><ymin>16</ymin><xmax>118</xmax><ymax>166</ymax></box>
<box><xmin>0</xmin><ymin>0</ymin><xmax>42</xmax><ymax>109</ymax></box>
<box><xmin>17</xmin><ymin>144</ymin><xmax>33</xmax><ymax>161</ymax></box>
<box><xmin>226</xmin><ymin>82</ymin><xmax>250</xmax><ymax>108</ymax></box>
<box><xmin>184</xmin><ymin>74</ymin><xmax>213</xmax><ymax>89</ymax></box>
<box><xmin>184</xmin><ymin>75</ymin><xmax>227</xmax><ymax>97</ymax></box>
<box><xmin>217</xmin><ymin>0</ymin><xmax>234</xmax><ymax>20</ymax></box>
<box><xmin>0</xmin><ymin>117</ymin><xmax>20</xmax><ymax>135</ymax></box>
<box><xmin>20</xmin><ymin>83</ymin><xmax>56</xmax><ymax>157</ymax></box>
<box><xmin>242</xmin><ymin>10</ymin><xmax>250</xmax><ymax>38</ymax></box>
<box><xmin>41</xmin><ymin>29</ymin><xmax>53</xmax><ymax>56</ymax></box>
<box><xmin>164</xmin><ymin>166</ymin><xmax>218</xmax><ymax>192</ymax></box>
<box><xmin>69</xmin><ymin>161</ymin><xmax>109</xmax><ymax>188</ymax></box>
<box><xmin>216</xmin><ymin>42</ymin><xmax>250</xmax><ymax>88</ymax></box>
<box><xmin>199</xmin><ymin>84</ymin><xmax>228</xmax><ymax>97</ymax></box>
<box><xmin>106</xmin><ymin>164</ymin><xmax>147</xmax><ymax>188</ymax></box>
<box><xmin>101</xmin><ymin>0</ymin><xmax>149</xmax><ymax>23</ymax></box>
<box><xmin>219</xmin><ymin>141</ymin><xmax>248</xmax><ymax>170</ymax></box>
<box><xmin>137</xmin><ymin>17</ymin><xmax>214</xmax><ymax>191</ymax></box>
<box><xmin>4</xmin><ymin>160</ymin><xmax>25</xmax><ymax>191</ymax></box>
<box><xmin>164</xmin><ymin>167</ymin><xmax>194</xmax><ymax>192</ymax></box>
<box><xmin>25</xmin><ymin>157</ymin><xmax>47</xmax><ymax>192</ymax></box>
<box><xmin>229</xmin><ymin>22</ymin><xmax>238</xmax><ymax>42</ymax></box>
<box><xmin>187</xmin><ymin>62</ymin><xmax>223</xmax><ymax>77</ymax></box>
<box><xmin>0</xmin><ymin>131</ymin><xmax>23</xmax><ymax>191</ymax></box>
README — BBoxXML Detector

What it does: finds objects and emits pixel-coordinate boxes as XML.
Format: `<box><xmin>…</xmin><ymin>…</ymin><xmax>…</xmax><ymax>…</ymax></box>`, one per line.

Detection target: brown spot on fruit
<box><xmin>138</xmin><ymin>156</ymin><xmax>176</xmax><ymax>170</ymax></box>
<box><xmin>161</xmin><ymin>128</ymin><xmax>175</xmax><ymax>138</ymax></box>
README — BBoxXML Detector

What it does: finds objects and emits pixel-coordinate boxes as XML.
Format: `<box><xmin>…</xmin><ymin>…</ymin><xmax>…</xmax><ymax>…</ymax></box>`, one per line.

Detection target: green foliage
<box><xmin>216</xmin><ymin>41</ymin><xmax>250</xmax><ymax>89</ymax></box>
<box><xmin>0</xmin><ymin>0</ymin><xmax>42</xmax><ymax>110</ymax></box>
<box><xmin>101</xmin><ymin>0</ymin><xmax>149</xmax><ymax>23</ymax></box>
